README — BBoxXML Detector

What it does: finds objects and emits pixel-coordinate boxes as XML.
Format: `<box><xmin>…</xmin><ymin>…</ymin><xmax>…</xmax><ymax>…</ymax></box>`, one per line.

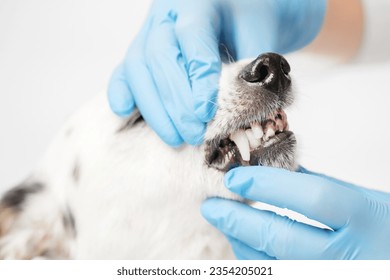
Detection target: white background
<box><xmin>1</xmin><ymin>0</ymin><xmax>390</xmax><ymax>193</ymax></box>
<box><xmin>0</xmin><ymin>0</ymin><xmax>151</xmax><ymax>189</ymax></box>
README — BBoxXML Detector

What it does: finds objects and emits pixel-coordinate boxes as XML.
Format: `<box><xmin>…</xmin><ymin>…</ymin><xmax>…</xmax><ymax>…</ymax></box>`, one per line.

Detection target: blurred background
<box><xmin>1</xmin><ymin>0</ymin><xmax>389</xmax><ymax>193</ymax></box>
<box><xmin>0</xmin><ymin>0</ymin><xmax>151</xmax><ymax>189</ymax></box>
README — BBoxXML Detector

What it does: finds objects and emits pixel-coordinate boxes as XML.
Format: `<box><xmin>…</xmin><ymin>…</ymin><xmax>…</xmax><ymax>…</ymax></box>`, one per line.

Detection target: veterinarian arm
<box><xmin>107</xmin><ymin>0</ymin><xmax>327</xmax><ymax>146</ymax></box>
<box><xmin>305</xmin><ymin>0</ymin><xmax>363</xmax><ymax>61</ymax></box>
<box><xmin>201</xmin><ymin>166</ymin><xmax>390</xmax><ymax>259</ymax></box>
<box><xmin>308</xmin><ymin>0</ymin><xmax>390</xmax><ymax>62</ymax></box>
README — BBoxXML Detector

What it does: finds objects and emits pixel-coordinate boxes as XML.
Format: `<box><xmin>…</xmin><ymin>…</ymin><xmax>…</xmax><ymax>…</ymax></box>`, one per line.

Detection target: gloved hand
<box><xmin>201</xmin><ymin>166</ymin><xmax>390</xmax><ymax>259</ymax></box>
<box><xmin>108</xmin><ymin>0</ymin><xmax>326</xmax><ymax>146</ymax></box>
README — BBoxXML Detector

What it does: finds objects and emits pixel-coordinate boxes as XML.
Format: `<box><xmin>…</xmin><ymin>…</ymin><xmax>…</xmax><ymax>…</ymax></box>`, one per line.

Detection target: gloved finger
<box><xmin>175</xmin><ymin>7</ymin><xmax>221</xmax><ymax>123</ymax></box>
<box><xmin>124</xmin><ymin>18</ymin><xmax>183</xmax><ymax>147</ymax></box>
<box><xmin>224</xmin><ymin>166</ymin><xmax>362</xmax><ymax>230</ymax></box>
<box><xmin>297</xmin><ymin>166</ymin><xmax>357</xmax><ymax>186</ymax></box>
<box><xmin>201</xmin><ymin>198</ymin><xmax>331</xmax><ymax>260</ymax></box>
<box><xmin>145</xmin><ymin>13</ymin><xmax>206</xmax><ymax>145</ymax></box>
<box><xmin>226</xmin><ymin>236</ymin><xmax>276</xmax><ymax>260</ymax></box>
<box><xmin>221</xmin><ymin>1</ymin><xmax>276</xmax><ymax>60</ymax></box>
<box><xmin>107</xmin><ymin>64</ymin><xmax>135</xmax><ymax>117</ymax></box>
<box><xmin>298</xmin><ymin>166</ymin><xmax>390</xmax><ymax>202</ymax></box>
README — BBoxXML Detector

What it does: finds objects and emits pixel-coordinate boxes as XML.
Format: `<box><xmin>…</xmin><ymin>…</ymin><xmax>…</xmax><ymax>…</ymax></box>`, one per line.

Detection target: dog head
<box><xmin>204</xmin><ymin>52</ymin><xmax>297</xmax><ymax>172</ymax></box>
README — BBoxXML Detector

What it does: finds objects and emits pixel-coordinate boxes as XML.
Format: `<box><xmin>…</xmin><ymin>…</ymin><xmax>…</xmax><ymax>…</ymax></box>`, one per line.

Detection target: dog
<box><xmin>0</xmin><ymin>52</ymin><xmax>296</xmax><ymax>259</ymax></box>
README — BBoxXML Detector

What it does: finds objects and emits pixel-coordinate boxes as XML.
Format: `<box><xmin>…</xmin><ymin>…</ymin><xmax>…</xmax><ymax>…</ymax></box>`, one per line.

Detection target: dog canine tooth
<box><xmin>245</xmin><ymin>129</ymin><xmax>262</xmax><ymax>149</ymax></box>
<box><xmin>229</xmin><ymin>130</ymin><xmax>250</xmax><ymax>161</ymax></box>
<box><xmin>250</xmin><ymin>122</ymin><xmax>264</xmax><ymax>139</ymax></box>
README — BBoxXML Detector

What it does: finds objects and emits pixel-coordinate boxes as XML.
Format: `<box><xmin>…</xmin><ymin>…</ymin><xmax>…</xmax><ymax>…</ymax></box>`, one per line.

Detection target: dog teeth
<box><xmin>275</xmin><ymin>109</ymin><xmax>288</xmax><ymax>131</ymax></box>
<box><xmin>229</xmin><ymin>130</ymin><xmax>250</xmax><ymax>161</ymax></box>
<box><xmin>228</xmin><ymin>109</ymin><xmax>289</xmax><ymax>160</ymax></box>
<box><xmin>251</xmin><ymin>122</ymin><xmax>264</xmax><ymax>139</ymax></box>
<box><xmin>245</xmin><ymin>129</ymin><xmax>261</xmax><ymax>149</ymax></box>
<box><xmin>275</xmin><ymin>119</ymin><xmax>285</xmax><ymax>132</ymax></box>
<box><xmin>263</xmin><ymin>127</ymin><xmax>275</xmax><ymax>141</ymax></box>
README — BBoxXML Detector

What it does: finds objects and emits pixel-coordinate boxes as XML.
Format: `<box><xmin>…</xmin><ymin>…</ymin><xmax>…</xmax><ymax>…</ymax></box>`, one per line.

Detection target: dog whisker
<box><xmin>195</xmin><ymin>99</ymin><xmax>219</xmax><ymax>122</ymax></box>
<box><xmin>219</xmin><ymin>44</ymin><xmax>236</xmax><ymax>64</ymax></box>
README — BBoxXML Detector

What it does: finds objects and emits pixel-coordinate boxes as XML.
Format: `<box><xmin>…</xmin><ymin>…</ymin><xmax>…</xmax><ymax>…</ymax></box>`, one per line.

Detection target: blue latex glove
<box><xmin>201</xmin><ymin>166</ymin><xmax>390</xmax><ymax>259</ymax></box>
<box><xmin>108</xmin><ymin>0</ymin><xmax>326</xmax><ymax>146</ymax></box>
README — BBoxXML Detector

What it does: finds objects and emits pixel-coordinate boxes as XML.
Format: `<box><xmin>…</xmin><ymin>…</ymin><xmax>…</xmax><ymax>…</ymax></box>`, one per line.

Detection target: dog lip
<box><xmin>205</xmin><ymin>108</ymin><xmax>291</xmax><ymax>171</ymax></box>
<box><xmin>248</xmin><ymin>130</ymin><xmax>295</xmax><ymax>166</ymax></box>
<box><xmin>206</xmin><ymin>129</ymin><xmax>293</xmax><ymax>171</ymax></box>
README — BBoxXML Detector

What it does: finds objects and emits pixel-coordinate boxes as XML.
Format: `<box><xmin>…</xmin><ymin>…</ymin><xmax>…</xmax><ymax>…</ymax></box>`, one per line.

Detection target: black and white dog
<box><xmin>0</xmin><ymin>53</ymin><xmax>296</xmax><ymax>259</ymax></box>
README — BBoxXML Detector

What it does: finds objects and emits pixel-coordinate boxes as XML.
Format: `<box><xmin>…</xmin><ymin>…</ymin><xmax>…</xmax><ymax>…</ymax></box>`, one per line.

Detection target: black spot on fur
<box><xmin>62</xmin><ymin>206</ymin><xmax>77</xmax><ymax>238</ymax></box>
<box><xmin>117</xmin><ymin>109</ymin><xmax>144</xmax><ymax>133</ymax></box>
<box><xmin>1</xmin><ymin>182</ymin><xmax>44</xmax><ymax>211</ymax></box>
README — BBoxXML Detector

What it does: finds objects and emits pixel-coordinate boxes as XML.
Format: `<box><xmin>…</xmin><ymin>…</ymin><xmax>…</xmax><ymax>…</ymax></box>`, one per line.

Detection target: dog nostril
<box><xmin>240</xmin><ymin>64</ymin><xmax>269</xmax><ymax>83</ymax></box>
<box><xmin>257</xmin><ymin>65</ymin><xmax>269</xmax><ymax>82</ymax></box>
<box><xmin>240</xmin><ymin>53</ymin><xmax>292</xmax><ymax>89</ymax></box>
<box><xmin>280</xmin><ymin>59</ymin><xmax>291</xmax><ymax>76</ymax></box>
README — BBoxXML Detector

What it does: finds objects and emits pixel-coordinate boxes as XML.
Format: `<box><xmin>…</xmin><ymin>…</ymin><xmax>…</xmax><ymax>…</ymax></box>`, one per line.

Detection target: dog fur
<box><xmin>0</xmin><ymin>53</ymin><xmax>296</xmax><ymax>259</ymax></box>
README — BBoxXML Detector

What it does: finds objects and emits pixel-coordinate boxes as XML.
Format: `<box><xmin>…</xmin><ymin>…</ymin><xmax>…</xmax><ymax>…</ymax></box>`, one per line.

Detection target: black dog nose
<box><xmin>239</xmin><ymin>52</ymin><xmax>291</xmax><ymax>92</ymax></box>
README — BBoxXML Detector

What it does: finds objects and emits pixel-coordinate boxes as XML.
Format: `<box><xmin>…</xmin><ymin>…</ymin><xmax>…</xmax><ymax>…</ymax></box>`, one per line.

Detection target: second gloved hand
<box><xmin>202</xmin><ymin>166</ymin><xmax>390</xmax><ymax>259</ymax></box>
<box><xmin>108</xmin><ymin>0</ymin><xmax>326</xmax><ymax>146</ymax></box>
